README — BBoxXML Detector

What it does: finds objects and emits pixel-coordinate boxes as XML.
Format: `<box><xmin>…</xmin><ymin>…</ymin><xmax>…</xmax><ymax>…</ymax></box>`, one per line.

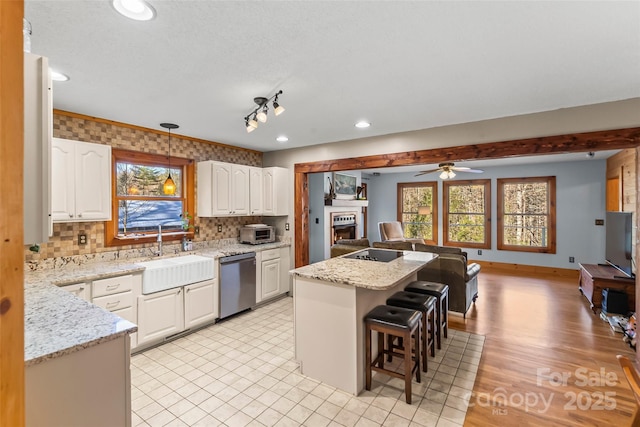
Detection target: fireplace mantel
<box><xmin>324</xmin><ymin>199</ymin><xmax>369</xmax><ymax>207</ymax></box>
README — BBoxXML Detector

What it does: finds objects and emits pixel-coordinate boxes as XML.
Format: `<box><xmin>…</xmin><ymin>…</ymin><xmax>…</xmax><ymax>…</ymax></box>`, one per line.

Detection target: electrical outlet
<box><xmin>285</xmin><ymin>223</ymin><xmax>290</xmax><ymax>231</ymax></box>
<box><xmin>194</xmin><ymin>226</ymin><xmax>200</xmax><ymax>236</ymax></box>
<box><xmin>78</xmin><ymin>234</ymin><xmax>87</xmax><ymax>245</ymax></box>
<box><xmin>477</xmin><ymin>249</ymin><xmax>482</xmax><ymax>255</ymax></box>
<box><xmin>217</xmin><ymin>224</ymin><xmax>222</xmax><ymax>232</ymax></box>
<box><xmin>595</xmin><ymin>219</ymin><xmax>604</xmax><ymax>226</ymax></box>
<box><xmin>315</xmin><ymin>218</ymin><xmax>319</xmax><ymax>224</ymax></box>
<box><xmin>569</xmin><ymin>257</ymin><xmax>575</xmax><ymax>263</ymax></box>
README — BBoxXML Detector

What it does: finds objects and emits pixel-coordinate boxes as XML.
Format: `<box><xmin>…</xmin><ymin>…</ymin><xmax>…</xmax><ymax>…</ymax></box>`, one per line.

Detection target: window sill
<box><xmin>106</xmin><ymin>231</ymin><xmax>193</xmax><ymax>247</ymax></box>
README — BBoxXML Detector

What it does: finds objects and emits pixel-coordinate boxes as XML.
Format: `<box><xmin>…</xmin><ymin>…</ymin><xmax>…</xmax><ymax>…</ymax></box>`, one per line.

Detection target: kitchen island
<box><xmin>290</xmin><ymin>249</ymin><xmax>437</xmax><ymax>395</ymax></box>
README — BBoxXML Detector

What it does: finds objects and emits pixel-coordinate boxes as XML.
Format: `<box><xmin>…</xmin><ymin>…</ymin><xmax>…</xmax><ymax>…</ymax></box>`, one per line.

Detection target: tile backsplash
<box><xmin>25</xmin><ymin>111</ymin><xmax>264</xmax><ymax>262</ymax></box>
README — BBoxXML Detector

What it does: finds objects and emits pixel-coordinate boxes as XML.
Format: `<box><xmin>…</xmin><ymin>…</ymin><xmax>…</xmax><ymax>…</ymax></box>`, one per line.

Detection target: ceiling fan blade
<box><xmin>450</xmin><ymin>166</ymin><xmax>484</xmax><ymax>173</ymax></box>
<box><xmin>465</xmin><ymin>168</ymin><xmax>484</xmax><ymax>173</ymax></box>
<box><xmin>414</xmin><ymin>168</ymin><xmax>441</xmax><ymax>177</ymax></box>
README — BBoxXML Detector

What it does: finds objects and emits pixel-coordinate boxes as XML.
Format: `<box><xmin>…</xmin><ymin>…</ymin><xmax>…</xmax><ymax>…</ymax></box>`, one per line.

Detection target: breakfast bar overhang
<box><xmin>290</xmin><ymin>249</ymin><xmax>437</xmax><ymax>395</ymax></box>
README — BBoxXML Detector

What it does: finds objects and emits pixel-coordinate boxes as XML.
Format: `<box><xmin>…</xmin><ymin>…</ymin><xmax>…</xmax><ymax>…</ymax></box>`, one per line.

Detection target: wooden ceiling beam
<box><xmin>294</xmin><ymin>127</ymin><xmax>640</xmax><ymax>173</ymax></box>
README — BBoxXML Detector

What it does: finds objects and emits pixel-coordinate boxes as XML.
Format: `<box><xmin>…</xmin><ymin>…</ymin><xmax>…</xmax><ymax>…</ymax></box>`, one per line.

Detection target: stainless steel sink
<box><xmin>136</xmin><ymin>255</ymin><xmax>215</xmax><ymax>294</ymax></box>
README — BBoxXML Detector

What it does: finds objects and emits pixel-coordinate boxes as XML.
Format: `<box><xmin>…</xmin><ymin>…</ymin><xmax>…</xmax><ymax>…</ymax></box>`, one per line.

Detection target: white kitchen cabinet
<box><xmin>256</xmin><ymin>246</ymin><xmax>291</xmax><ymax>303</ymax></box>
<box><xmin>197</xmin><ymin>161</ymin><xmax>250</xmax><ymax>216</ymax></box>
<box><xmin>249</xmin><ymin>166</ymin><xmax>263</xmax><ymax>215</ymax></box>
<box><xmin>24</xmin><ymin>52</ymin><xmax>52</xmax><ymax>244</ymax></box>
<box><xmin>91</xmin><ymin>273</ymin><xmax>140</xmax><ymax>350</ymax></box>
<box><xmin>137</xmin><ymin>287</ymin><xmax>184</xmax><ymax>347</ymax></box>
<box><xmin>61</xmin><ymin>282</ymin><xmax>90</xmax><ymax>301</ymax></box>
<box><xmin>263</xmin><ymin>167</ymin><xmax>289</xmax><ymax>216</ymax></box>
<box><xmin>51</xmin><ymin>138</ymin><xmax>111</xmax><ymax>222</ymax></box>
<box><xmin>184</xmin><ymin>279</ymin><xmax>218</xmax><ymax>329</ymax></box>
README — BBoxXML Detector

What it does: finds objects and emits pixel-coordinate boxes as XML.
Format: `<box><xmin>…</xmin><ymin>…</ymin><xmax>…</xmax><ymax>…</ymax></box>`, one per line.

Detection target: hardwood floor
<box><xmin>449</xmin><ymin>268</ymin><xmax>638</xmax><ymax>426</ymax></box>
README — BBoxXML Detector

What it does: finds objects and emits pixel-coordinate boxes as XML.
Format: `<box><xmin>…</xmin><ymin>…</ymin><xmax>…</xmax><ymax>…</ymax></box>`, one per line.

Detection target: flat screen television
<box><xmin>605</xmin><ymin>211</ymin><xmax>634</xmax><ymax>278</ymax></box>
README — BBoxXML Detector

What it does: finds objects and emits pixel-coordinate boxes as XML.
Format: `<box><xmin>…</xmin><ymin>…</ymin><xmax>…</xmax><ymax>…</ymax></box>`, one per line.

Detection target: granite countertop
<box><xmin>290</xmin><ymin>249</ymin><xmax>437</xmax><ymax>290</ymax></box>
<box><xmin>24</xmin><ymin>241</ymin><xmax>290</xmax><ymax>366</ymax></box>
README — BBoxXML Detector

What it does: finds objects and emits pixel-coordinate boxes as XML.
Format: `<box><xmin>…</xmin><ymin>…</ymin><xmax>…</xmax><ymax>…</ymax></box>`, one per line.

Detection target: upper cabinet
<box><xmin>197</xmin><ymin>161</ymin><xmax>250</xmax><ymax>216</ymax></box>
<box><xmin>197</xmin><ymin>161</ymin><xmax>288</xmax><ymax>218</ymax></box>
<box><xmin>249</xmin><ymin>166</ymin><xmax>263</xmax><ymax>215</ymax></box>
<box><xmin>51</xmin><ymin>138</ymin><xmax>112</xmax><ymax>222</ymax></box>
<box><xmin>24</xmin><ymin>52</ymin><xmax>52</xmax><ymax>244</ymax></box>
<box><xmin>263</xmin><ymin>167</ymin><xmax>289</xmax><ymax>216</ymax></box>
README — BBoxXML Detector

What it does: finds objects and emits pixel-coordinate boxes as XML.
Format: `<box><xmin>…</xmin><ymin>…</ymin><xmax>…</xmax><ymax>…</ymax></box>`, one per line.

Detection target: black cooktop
<box><xmin>343</xmin><ymin>249</ymin><xmax>404</xmax><ymax>263</ymax></box>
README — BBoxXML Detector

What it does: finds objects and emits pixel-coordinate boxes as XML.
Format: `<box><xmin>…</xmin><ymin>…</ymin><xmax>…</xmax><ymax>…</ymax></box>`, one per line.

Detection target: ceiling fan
<box><xmin>414</xmin><ymin>162</ymin><xmax>484</xmax><ymax>178</ymax></box>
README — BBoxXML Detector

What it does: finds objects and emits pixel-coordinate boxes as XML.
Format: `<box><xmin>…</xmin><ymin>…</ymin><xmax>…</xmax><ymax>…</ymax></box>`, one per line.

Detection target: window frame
<box><xmin>443</xmin><ymin>179</ymin><xmax>491</xmax><ymax>249</ymax></box>
<box><xmin>497</xmin><ymin>176</ymin><xmax>556</xmax><ymax>253</ymax></box>
<box><xmin>105</xmin><ymin>149</ymin><xmax>195</xmax><ymax>247</ymax></box>
<box><xmin>396</xmin><ymin>182</ymin><xmax>438</xmax><ymax>245</ymax></box>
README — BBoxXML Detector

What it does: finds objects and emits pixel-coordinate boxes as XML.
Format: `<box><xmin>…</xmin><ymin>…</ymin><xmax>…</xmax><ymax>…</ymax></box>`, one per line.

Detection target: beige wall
<box><xmin>24</xmin><ymin>112</ymin><xmax>262</xmax><ymax>261</ymax></box>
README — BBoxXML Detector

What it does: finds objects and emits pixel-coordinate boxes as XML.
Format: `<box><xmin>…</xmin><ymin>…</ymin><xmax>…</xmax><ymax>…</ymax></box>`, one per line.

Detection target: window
<box><xmin>443</xmin><ymin>179</ymin><xmax>491</xmax><ymax>248</ymax></box>
<box><xmin>497</xmin><ymin>176</ymin><xmax>556</xmax><ymax>253</ymax></box>
<box><xmin>397</xmin><ymin>182</ymin><xmax>437</xmax><ymax>244</ymax></box>
<box><xmin>105</xmin><ymin>149</ymin><xmax>195</xmax><ymax>247</ymax></box>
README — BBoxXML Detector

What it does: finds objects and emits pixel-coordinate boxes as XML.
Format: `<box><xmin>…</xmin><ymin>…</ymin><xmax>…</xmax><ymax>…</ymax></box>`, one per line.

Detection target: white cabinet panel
<box><xmin>24</xmin><ymin>52</ymin><xmax>52</xmax><ymax>244</ymax></box>
<box><xmin>61</xmin><ymin>282</ymin><xmax>90</xmax><ymax>301</ymax></box>
<box><xmin>197</xmin><ymin>161</ymin><xmax>250</xmax><ymax>217</ymax></box>
<box><xmin>261</xmin><ymin>258</ymin><xmax>280</xmax><ymax>301</ymax></box>
<box><xmin>137</xmin><ymin>288</ymin><xmax>184</xmax><ymax>346</ymax></box>
<box><xmin>263</xmin><ymin>167</ymin><xmax>289</xmax><ymax>216</ymax></box>
<box><xmin>249</xmin><ymin>166</ymin><xmax>263</xmax><ymax>215</ymax></box>
<box><xmin>51</xmin><ymin>138</ymin><xmax>111</xmax><ymax>222</ymax></box>
<box><xmin>184</xmin><ymin>279</ymin><xmax>217</xmax><ymax>329</ymax></box>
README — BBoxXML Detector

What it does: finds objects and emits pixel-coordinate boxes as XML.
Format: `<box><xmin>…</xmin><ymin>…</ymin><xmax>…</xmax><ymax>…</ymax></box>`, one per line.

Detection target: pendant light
<box><xmin>160</xmin><ymin>123</ymin><xmax>179</xmax><ymax>195</ymax></box>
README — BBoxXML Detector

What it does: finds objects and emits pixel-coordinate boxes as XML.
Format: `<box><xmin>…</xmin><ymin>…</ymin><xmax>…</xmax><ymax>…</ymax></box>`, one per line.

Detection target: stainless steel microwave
<box><xmin>240</xmin><ymin>225</ymin><xmax>275</xmax><ymax>245</ymax></box>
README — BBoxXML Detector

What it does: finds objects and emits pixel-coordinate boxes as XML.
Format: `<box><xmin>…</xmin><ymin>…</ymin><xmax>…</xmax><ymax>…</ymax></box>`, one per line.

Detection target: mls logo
<box><xmin>492</xmin><ymin>408</ymin><xmax>508</xmax><ymax>416</ymax></box>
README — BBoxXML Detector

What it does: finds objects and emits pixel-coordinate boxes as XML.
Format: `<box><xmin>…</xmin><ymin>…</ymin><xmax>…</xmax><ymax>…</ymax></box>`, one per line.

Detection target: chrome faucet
<box><xmin>157</xmin><ymin>224</ymin><xmax>163</xmax><ymax>256</ymax></box>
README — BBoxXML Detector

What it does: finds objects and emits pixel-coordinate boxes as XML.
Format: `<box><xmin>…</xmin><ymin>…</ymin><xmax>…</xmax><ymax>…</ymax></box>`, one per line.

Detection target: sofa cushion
<box><xmin>335</xmin><ymin>238</ymin><xmax>370</xmax><ymax>247</ymax></box>
<box><xmin>373</xmin><ymin>241</ymin><xmax>414</xmax><ymax>251</ymax></box>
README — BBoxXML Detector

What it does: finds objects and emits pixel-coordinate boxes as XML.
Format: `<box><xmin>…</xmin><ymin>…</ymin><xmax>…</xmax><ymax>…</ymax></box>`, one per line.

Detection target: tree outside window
<box><xmin>105</xmin><ymin>149</ymin><xmax>194</xmax><ymax>247</ymax></box>
<box><xmin>497</xmin><ymin>176</ymin><xmax>556</xmax><ymax>253</ymax></box>
<box><xmin>397</xmin><ymin>182</ymin><xmax>437</xmax><ymax>244</ymax></box>
<box><xmin>443</xmin><ymin>179</ymin><xmax>491</xmax><ymax>248</ymax></box>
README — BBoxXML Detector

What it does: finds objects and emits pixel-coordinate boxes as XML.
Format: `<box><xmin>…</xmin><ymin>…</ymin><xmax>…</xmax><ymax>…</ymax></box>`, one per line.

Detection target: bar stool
<box><xmin>405</xmin><ymin>281</ymin><xmax>449</xmax><ymax>349</ymax></box>
<box><xmin>386</xmin><ymin>291</ymin><xmax>436</xmax><ymax>372</ymax></box>
<box><xmin>365</xmin><ymin>305</ymin><xmax>421</xmax><ymax>404</ymax></box>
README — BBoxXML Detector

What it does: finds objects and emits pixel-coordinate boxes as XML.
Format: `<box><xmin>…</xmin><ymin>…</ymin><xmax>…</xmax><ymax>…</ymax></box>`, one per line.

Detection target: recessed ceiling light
<box><xmin>276</xmin><ymin>136</ymin><xmax>289</xmax><ymax>143</ymax></box>
<box><xmin>355</xmin><ymin>121</ymin><xmax>371</xmax><ymax>129</ymax></box>
<box><xmin>112</xmin><ymin>0</ymin><xmax>156</xmax><ymax>21</ymax></box>
<box><xmin>50</xmin><ymin>70</ymin><xmax>69</xmax><ymax>82</ymax></box>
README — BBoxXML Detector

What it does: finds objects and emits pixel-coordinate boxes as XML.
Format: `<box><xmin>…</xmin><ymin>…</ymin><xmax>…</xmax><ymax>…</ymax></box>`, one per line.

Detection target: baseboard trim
<box><xmin>469</xmin><ymin>260</ymin><xmax>579</xmax><ymax>278</ymax></box>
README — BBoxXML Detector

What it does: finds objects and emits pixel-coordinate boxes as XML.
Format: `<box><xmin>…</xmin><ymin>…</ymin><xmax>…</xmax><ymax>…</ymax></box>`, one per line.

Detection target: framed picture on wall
<box><xmin>333</xmin><ymin>172</ymin><xmax>357</xmax><ymax>199</ymax></box>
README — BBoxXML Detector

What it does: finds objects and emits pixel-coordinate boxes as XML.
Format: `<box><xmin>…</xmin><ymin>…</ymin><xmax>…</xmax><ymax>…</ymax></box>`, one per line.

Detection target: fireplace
<box><xmin>330</xmin><ymin>212</ymin><xmax>358</xmax><ymax>245</ymax></box>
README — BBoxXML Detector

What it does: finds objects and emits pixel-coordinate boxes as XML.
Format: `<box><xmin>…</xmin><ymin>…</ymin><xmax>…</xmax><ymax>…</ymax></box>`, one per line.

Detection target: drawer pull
<box><xmin>106</xmin><ymin>284</ymin><xmax>120</xmax><ymax>291</ymax></box>
<box><xmin>106</xmin><ymin>301</ymin><xmax>120</xmax><ymax>308</ymax></box>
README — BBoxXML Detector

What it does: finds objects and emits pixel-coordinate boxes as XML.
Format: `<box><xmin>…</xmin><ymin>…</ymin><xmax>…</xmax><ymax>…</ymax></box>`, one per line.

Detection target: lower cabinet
<box><xmin>137</xmin><ymin>278</ymin><xmax>218</xmax><ymax>350</ymax></box>
<box><xmin>62</xmin><ymin>282</ymin><xmax>90</xmax><ymax>301</ymax></box>
<box><xmin>184</xmin><ymin>279</ymin><xmax>218</xmax><ymax>329</ymax></box>
<box><xmin>256</xmin><ymin>247</ymin><xmax>291</xmax><ymax>304</ymax></box>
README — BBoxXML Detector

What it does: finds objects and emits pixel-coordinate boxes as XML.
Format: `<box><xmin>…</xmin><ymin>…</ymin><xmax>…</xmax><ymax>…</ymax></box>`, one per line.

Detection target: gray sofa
<box><xmin>330</xmin><ymin>240</ymin><xmax>480</xmax><ymax>317</ymax></box>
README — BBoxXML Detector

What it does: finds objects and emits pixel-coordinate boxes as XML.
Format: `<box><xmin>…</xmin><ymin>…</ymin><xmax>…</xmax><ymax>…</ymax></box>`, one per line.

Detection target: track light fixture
<box><xmin>244</xmin><ymin>90</ymin><xmax>284</xmax><ymax>133</ymax></box>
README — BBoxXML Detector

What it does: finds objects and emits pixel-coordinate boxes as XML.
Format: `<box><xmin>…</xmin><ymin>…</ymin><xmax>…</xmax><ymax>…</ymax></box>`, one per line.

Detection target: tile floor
<box><xmin>131</xmin><ymin>297</ymin><xmax>484</xmax><ymax>427</ymax></box>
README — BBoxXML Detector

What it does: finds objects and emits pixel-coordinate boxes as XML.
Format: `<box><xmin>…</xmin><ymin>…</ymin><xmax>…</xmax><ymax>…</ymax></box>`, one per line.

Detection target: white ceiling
<box><xmin>25</xmin><ymin>1</ymin><xmax>640</xmax><ymax>153</ymax></box>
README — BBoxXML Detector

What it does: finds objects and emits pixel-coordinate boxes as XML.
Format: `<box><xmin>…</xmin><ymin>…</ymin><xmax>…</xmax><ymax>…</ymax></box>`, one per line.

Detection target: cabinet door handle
<box><xmin>106</xmin><ymin>284</ymin><xmax>120</xmax><ymax>291</ymax></box>
<box><xmin>78</xmin><ymin>213</ymin><xmax>82</xmax><ymax>218</ymax></box>
<box><xmin>69</xmin><ymin>213</ymin><xmax>73</xmax><ymax>218</ymax></box>
<box><xmin>106</xmin><ymin>301</ymin><xmax>120</xmax><ymax>308</ymax></box>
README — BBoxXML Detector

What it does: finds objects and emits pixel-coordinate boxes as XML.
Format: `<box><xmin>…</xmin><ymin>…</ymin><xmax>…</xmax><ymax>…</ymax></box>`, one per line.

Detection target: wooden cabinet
<box><xmin>197</xmin><ymin>161</ymin><xmax>249</xmax><ymax>216</ymax></box>
<box><xmin>24</xmin><ymin>52</ymin><xmax>52</xmax><ymax>244</ymax></box>
<box><xmin>137</xmin><ymin>287</ymin><xmax>184</xmax><ymax>347</ymax></box>
<box><xmin>184</xmin><ymin>279</ymin><xmax>218</xmax><ymax>329</ymax></box>
<box><xmin>578</xmin><ymin>263</ymin><xmax>635</xmax><ymax>313</ymax></box>
<box><xmin>263</xmin><ymin>167</ymin><xmax>289</xmax><ymax>216</ymax></box>
<box><xmin>51</xmin><ymin>138</ymin><xmax>111</xmax><ymax>222</ymax></box>
<box><xmin>249</xmin><ymin>166</ymin><xmax>263</xmax><ymax>215</ymax></box>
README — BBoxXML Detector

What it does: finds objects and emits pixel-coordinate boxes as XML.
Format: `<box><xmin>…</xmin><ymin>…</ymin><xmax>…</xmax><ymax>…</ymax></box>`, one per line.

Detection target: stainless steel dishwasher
<box><xmin>219</xmin><ymin>252</ymin><xmax>256</xmax><ymax>319</ymax></box>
